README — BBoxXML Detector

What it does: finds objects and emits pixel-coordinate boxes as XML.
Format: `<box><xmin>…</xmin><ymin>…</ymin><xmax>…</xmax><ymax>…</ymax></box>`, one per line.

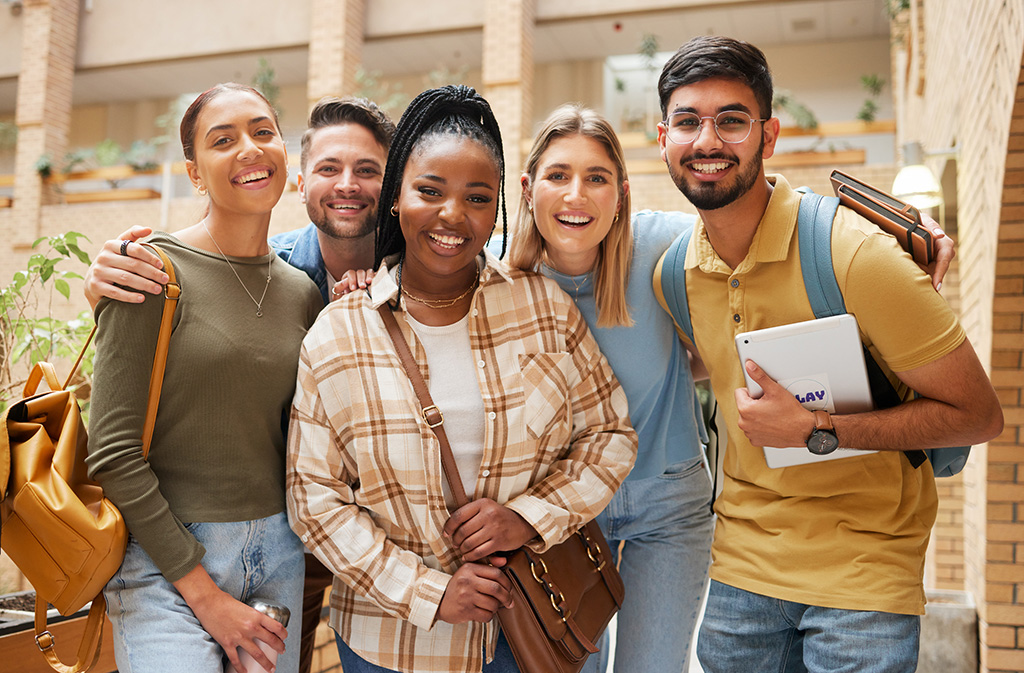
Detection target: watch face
<box><xmin>807</xmin><ymin>430</ymin><xmax>839</xmax><ymax>455</ymax></box>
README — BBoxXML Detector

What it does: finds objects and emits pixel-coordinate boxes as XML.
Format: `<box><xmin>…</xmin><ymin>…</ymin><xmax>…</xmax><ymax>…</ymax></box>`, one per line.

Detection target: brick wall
<box><xmin>10</xmin><ymin>0</ymin><xmax>80</xmax><ymax>246</ymax></box>
<box><xmin>990</xmin><ymin>69</ymin><xmax>1024</xmax><ymax>670</ymax></box>
<box><xmin>307</xmin><ymin>0</ymin><xmax>365</xmax><ymax>108</ymax></box>
<box><xmin>483</xmin><ymin>0</ymin><xmax>535</xmax><ymax>206</ymax></box>
<box><xmin>894</xmin><ymin>1</ymin><xmax>1024</xmax><ymax>671</ymax></box>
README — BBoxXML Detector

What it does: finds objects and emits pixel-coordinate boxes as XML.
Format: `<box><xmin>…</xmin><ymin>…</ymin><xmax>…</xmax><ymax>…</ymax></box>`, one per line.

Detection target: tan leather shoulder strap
<box><xmin>376</xmin><ymin>304</ymin><xmax>470</xmax><ymax>508</ymax></box>
<box><xmin>34</xmin><ymin>595</ymin><xmax>106</xmax><ymax>673</ymax></box>
<box><xmin>138</xmin><ymin>243</ymin><xmax>180</xmax><ymax>460</ymax></box>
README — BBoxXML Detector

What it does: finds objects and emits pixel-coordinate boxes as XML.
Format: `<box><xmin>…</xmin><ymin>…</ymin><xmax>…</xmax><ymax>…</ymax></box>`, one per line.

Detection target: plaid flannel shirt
<box><xmin>287</xmin><ymin>251</ymin><xmax>637</xmax><ymax>673</ymax></box>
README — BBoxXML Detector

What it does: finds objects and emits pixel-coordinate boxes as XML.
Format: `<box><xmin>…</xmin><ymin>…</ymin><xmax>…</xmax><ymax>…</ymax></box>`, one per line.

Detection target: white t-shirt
<box><xmin>405</xmin><ymin>311</ymin><xmax>486</xmax><ymax>509</ymax></box>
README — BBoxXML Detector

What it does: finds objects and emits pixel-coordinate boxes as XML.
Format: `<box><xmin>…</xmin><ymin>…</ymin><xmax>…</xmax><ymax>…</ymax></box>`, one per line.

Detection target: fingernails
<box><xmin>936</xmin><ymin>282</ymin><xmax>942</xmax><ymax>292</ymax></box>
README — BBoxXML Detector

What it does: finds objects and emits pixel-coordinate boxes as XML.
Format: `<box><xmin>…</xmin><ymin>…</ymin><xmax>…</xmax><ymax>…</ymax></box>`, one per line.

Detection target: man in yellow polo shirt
<box><xmin>652</xmin><ymin>36</ymin><xmax>1003</xmax><ymax>673</ymax></box>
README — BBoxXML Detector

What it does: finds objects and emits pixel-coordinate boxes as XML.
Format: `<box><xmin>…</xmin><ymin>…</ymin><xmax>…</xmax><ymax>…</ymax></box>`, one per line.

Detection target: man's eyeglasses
<box><xmin>660</xmin><ymin>110</ymin><xmax>769</xmax><ymax>145</ymax></box>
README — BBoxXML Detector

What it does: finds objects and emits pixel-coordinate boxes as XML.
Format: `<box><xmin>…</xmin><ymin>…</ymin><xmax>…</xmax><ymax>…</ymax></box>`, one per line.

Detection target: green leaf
<box><xmin>54</xmin><ymin>279</ymin><xmax>70</xmax><ymax>299</ymax></box>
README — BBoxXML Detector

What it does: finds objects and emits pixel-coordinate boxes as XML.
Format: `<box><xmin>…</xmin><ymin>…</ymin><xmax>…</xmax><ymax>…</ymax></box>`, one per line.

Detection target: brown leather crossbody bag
<box><xmin>377</xmin><ymin>304</ymin><xmax>624</xmax><ymax>673</ymax></box>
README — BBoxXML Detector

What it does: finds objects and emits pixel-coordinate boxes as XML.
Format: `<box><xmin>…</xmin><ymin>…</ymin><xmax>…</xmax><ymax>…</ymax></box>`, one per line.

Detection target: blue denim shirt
<box><xmin>270</xmin><ymin>223</ymin><xmax>330</xmax><ymax>305</ymax></box>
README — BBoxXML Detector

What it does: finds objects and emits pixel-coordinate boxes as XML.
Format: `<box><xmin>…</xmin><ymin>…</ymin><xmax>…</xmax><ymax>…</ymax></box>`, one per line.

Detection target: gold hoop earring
<box><xmin>390</xmin><ymin>205</ymin><xmax>399</xmax><ymax>217</ymax></box>
<box><xmin>613</xmin><ymin>211</ymin><xmax>620</xmax><ymax>223</ymax></box>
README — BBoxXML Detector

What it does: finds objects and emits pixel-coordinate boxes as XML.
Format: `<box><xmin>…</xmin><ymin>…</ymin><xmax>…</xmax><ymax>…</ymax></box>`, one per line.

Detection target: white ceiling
<box><xmin>0</xmin><ymin>0</ymin><xmax>890</xmax><ymax>112</ymax></box>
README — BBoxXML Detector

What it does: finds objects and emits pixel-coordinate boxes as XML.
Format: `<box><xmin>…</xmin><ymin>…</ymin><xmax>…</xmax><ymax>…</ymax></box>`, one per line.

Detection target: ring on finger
<box><xmin>119</xmin><ymin>240</ymin><xmax>131</xmax><ymax>256</ymax></box>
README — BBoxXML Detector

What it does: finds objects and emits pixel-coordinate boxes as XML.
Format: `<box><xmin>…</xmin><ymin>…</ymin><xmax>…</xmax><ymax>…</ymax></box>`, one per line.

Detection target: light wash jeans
<box><xmin>335</xmin><ymin>628</ymin><xmax>520</xmax><ymax>673</ymax></box>
<box><xmin>103</xmin><ymin>511</ymin><xmax>305</xmax><ymax>673</ymax></box>
<box><xmin>697</xmin><ymin>580</ymin><xmax>920</xmax><ymax>673</ymax></box>
<box><xmin>581</xmin><ymin>455</ymin><xmax>715</xmax><ymax>673</ymax></box>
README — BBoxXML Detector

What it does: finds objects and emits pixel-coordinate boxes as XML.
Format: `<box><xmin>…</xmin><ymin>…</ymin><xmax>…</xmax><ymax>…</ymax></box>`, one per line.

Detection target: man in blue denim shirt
<box><xmin>82</xmin><ymin>96</ymin><xmax>395</xmax><ymax>673</ymax></box>
<box><xmin>272</xmin><ymin>97</ymin><xmax>394</xmax><ymax>304</ymax></box>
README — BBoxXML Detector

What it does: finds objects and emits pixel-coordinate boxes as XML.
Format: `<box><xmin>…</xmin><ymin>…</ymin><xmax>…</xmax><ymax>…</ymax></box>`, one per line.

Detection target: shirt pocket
<box><xmin>519</xmin><ymin>352</ymin><xmax>573</xmax><ymax>441</ymax></box>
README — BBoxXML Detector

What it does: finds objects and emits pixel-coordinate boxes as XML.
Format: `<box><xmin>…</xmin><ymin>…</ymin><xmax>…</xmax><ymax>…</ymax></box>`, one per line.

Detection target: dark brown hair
<box><xmin>658</xmin><ymin>36</ymin><xmax>773</xmax><ymax>119</ymax></box>
<box><xmin>299</xmin><ymin>97</ymin><xmax>396</xmax><ymax>173</ymax></box>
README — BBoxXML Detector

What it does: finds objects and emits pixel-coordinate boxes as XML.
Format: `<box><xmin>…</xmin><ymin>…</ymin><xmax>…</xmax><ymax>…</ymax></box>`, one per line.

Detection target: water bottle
<box><xmin>225</xmin><ymin>599</ymin><xmax>291</xmax><ymax>673</ymax></box>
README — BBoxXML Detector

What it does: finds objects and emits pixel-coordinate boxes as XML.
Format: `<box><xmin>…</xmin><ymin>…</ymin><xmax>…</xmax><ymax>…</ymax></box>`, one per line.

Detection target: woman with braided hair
<box><xmin>286</xmin><ymin>85</ymin><xmax>637</xmax><ymax>673</ymax></box>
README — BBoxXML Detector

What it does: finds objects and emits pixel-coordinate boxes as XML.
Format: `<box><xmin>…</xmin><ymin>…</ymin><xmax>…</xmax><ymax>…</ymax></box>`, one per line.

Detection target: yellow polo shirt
<box><xmin>654</xmin><ymin>176</ymin><xmax>965</xmax><ymax>614</ymax></box>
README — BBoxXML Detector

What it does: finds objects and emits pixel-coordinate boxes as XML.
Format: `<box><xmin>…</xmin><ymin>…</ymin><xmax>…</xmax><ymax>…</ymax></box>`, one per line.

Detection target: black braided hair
<box><xmin>374</xmin><ymin>85</ymin><xmax>508</xmax><ymax>269</ymax></box>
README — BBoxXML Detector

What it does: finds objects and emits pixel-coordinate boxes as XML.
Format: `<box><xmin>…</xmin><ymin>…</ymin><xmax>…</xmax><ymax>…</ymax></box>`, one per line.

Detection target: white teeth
<box><xmin>690</xmin><ymin>162</ymin><xmax>731</xmax><ymax>174</ymax></box>
<box><xmin>556</xmin><ymin>215</ymin><xmax>592</xmax><ymax>225</ymax></box>
<box><xmin>329</xmin><ymin>204</ymin><xmax>362</xmax><ymax>210</ymax></box>
<box><xmin>428</xmin><ymin>232</ymin><xmax>466</xmax><ymax>248</ymax></box>
<box><xmin>237</xmin><ymin>170</ymin><xmax>270</xmax><ymax>184</ymax></box>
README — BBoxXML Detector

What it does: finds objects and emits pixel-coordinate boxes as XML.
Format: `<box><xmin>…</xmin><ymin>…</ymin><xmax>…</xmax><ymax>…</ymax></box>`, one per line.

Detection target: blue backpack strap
<box><xmin>795</xmin><ymin>190</ymin><xmax>843</xmax><ymax>318</ymax></box>
<box><xmin>659</xmin><ymin>225</ymin><xmax>696</xmax><ymax>344</ymax></box>
<box><xmin>795</xmin><ymin>190</ymin><xmax>967</xmax><ymax>475</ymax></box>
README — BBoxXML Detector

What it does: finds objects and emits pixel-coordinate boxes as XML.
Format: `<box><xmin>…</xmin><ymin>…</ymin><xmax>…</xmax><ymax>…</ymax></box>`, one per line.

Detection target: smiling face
<box><xmin>524</xmin><ymin>134</ymin><xmax>625</xmax><ymax>275</ymax></box>
<box><xmin>299</xmin><ymin>122</ymin><xmax>386</xmax><ymax>240</ymax></box>
<box><xmin>658</xmin><ymin>77</ymin><xmax>778</xmax><ymax>212</ymax></box>
<box><xmin>185</xmin><ymin>89</ymin><xmax>288</xmax><ymax>218</ymax></box>
<box><xmin>396</xmin><ymin>135</ymin><xmax>499</xmax><ymax>285</ymax></box>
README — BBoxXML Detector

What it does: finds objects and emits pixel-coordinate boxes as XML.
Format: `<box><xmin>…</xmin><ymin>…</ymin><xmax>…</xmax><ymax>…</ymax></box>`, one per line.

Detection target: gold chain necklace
<box><xmin>397</xmin><ymin>261</ymin><xmax>479</xmax><ymax>309</ymax></box>
<box><xmin>202</xmin><ymin>221</ymin><xmax>273</xmax><ymax>317</ymax></box>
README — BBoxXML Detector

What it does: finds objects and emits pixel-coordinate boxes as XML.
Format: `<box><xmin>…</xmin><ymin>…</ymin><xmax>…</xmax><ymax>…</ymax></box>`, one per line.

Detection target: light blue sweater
<box><xmin>539</xmin><ymin>211</ymin><xmax>706</xmax><ymax>481</ymax></box>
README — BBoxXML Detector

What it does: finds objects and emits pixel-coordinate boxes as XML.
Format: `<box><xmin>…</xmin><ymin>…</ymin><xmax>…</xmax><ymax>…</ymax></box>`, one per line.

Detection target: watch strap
<box><xmin>812</xmin><ymin>409</ymin><xmax>834</xmax><ymax>432</ymax></box>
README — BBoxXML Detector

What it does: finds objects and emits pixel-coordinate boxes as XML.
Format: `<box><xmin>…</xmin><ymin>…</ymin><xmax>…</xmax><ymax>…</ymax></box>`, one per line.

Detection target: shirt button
<box><xmin>478</xmin><ymin>360</ymin><xmax>486</xmax><ymax>368</ymax></box>
<box><xmin>472</xmin><ymin>309</ymin><xmax>479</xmax><ymax>317</ymax></box>
<box><xmin>733</xmin><ymin>314</ymin><xmax>741</xmax><ymax>323</ymax></box>
<box><xmin>488</xmin><ymin>411</ymin><xmax>496</xmax><ymax>420</ymax></box>
<box><xmin>481</xmin><ymin>469</ymin><xmax>491</xmax><ymax>477</ymax></box>
<box><xmin>731</xmin><ymin>279</ymin><xmax>739</xmax><ymax>288</ymax></box>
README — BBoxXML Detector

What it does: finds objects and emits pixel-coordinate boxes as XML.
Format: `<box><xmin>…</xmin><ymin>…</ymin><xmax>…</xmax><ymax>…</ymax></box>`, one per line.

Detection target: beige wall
<box><xmin>76</xmin><ymin>0</ymin><xmax>310</xmax><ymax>68</ymax></box>
<box><xmin>0</xmin><ymin>9</ymin><xmax>21</xmax><ymax>79</ymax></box>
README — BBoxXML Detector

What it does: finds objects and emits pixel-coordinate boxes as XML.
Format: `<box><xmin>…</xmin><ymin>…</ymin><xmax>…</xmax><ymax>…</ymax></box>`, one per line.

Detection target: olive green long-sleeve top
<box><xmin>86</xmin><ymin>233</ymin><xmax>322</xmax><ymax>582</ymax></box>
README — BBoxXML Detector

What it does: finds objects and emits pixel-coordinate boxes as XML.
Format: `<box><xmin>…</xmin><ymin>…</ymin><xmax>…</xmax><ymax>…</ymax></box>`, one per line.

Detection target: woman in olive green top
<box><xmin>86</xmin><ymin>83</ymin><xmax>322</xmax><ymax>673</ymax></box>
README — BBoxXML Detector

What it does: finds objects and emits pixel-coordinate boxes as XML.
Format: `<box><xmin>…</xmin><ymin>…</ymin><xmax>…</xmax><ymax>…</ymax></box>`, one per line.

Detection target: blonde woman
<box><xmin>509</xmin><ymin>104</ymin><xmax>711</xmax><ymax>673</ymax></box>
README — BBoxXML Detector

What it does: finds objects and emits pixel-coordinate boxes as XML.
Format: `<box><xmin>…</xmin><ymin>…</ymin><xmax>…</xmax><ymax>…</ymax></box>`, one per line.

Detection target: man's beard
<box><xmin>311</xmin><ymin>201</ymin><xmax>376</xmax><ymax>240</ymax></box>
<box><xmin>668</xmin><ymin>139</ymin><xmax>764</xmax><ymax>211</ymax></box>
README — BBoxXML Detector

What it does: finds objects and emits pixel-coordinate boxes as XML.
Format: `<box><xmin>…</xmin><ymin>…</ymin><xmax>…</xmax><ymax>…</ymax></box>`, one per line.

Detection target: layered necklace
<box><xmin>396</xmin><ymin>260</ymin><xmax>479</xmax><ymax>309</ymax></box>
<box><xmin>203</xmin><ymin>221</ymin><xmax>273</xmax><ymax>317</ymax></box>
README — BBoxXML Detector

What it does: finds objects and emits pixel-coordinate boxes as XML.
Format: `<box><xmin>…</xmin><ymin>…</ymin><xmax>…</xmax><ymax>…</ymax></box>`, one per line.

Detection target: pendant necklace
<box><xmin>203</xmin><ymin>221</ymin><xmax>273</xmax><ymax>317</ymax></box>
<box><xmin>569</xmin><ymin>273</ymin><xmax>590</xmax><ymax>301</ymax></box>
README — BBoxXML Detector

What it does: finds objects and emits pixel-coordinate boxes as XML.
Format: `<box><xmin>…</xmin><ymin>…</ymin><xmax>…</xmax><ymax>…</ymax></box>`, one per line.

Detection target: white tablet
<box><xmin>735</xmin><ymin>314</ymin><xmax>876</xmax><ymax>468</ymax></box>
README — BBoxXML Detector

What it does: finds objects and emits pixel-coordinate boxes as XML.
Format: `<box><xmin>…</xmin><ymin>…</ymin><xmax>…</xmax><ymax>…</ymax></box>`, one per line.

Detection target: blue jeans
<box><xmin>335</xmin><ymin>627</ymin><xmax>520</xmax><ymax>673</ymax></box>
<box><xmin>581</xmin><ymin>455</ymin><xmax>715</xmax><ymax>673</ymax></box>
<box><xmin>697</xmin><ymin>580</ymin><xmax>920</xmax><ymax>673</ymax></box>
<box><xmin>103</xmin><ymin>511</ymin><xmax>305</xmax><ymax>673</ymax></box>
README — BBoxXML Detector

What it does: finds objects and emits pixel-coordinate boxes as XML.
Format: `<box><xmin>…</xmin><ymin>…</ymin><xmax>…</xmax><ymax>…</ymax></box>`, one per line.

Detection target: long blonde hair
<box><xmin>509</xmin><ymin>104</ymin><xmax>634</xmax><ymax>327</ymax></box>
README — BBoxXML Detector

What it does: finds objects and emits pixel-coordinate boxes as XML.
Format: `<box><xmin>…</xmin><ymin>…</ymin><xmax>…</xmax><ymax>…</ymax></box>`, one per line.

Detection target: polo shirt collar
<box><xmin>688</xmin><ymin>174</ymin><xmax>802</xmax><ymax>274</ymax></box>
